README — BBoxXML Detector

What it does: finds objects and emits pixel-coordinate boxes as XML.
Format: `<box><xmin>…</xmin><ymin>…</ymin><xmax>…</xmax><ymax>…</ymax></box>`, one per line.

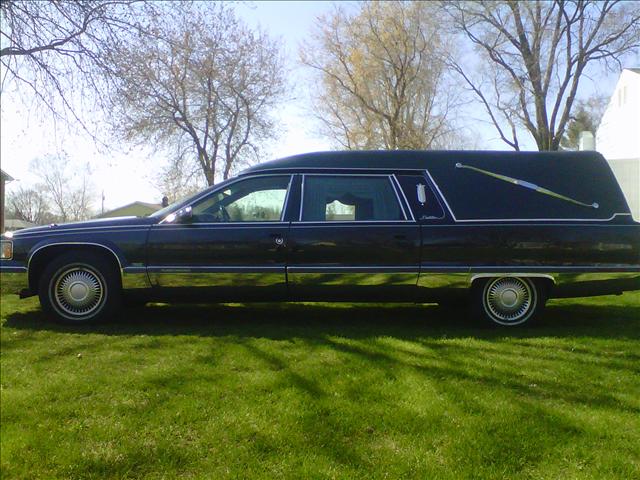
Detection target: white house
<box><xmin>596</xmin><ymin>68</ymin><xmax>640</xmax><ymax>221</ymax></box>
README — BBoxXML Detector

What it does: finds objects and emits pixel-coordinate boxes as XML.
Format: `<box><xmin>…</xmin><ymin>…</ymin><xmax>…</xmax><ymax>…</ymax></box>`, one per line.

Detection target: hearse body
<box><xmin>1</xmin><ymin>150</ymin><xmax>638</xmax><ymax>326</ymax></box>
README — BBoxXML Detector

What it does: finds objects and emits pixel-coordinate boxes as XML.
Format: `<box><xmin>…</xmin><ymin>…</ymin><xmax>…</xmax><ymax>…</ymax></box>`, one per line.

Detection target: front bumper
<box><xmin>0</xmin><ymin>266</ymin><xmax>30</xmax><ymax>297</ymax></box>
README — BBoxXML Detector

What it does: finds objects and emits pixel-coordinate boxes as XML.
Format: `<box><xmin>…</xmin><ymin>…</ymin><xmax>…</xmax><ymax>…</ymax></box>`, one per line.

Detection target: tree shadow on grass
<box><xmin>3</xmin><ymin>298</ymin><xmax>639</xmax><ymax>341</ymax></box>
<box><xmin>3</xmin><ymin>298</ymin><xmax>640</xmax><ymax>477</ymax></box>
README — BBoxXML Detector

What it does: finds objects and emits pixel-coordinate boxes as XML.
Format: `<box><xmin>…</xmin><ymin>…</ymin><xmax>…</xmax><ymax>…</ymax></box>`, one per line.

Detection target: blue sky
<box><xmin>0</xmin><ymin>1</ymin><xmax>634</xmax><ymax>210</ymax></box>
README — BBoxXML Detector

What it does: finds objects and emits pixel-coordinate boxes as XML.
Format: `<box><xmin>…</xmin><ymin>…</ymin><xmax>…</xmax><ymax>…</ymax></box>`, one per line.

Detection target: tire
<box><xmin>38</xmin><ymin>251</ymin><xmax>122</xmax><ymax>324</ymax></box>
<box><xmin>472</xmin><ymin>276</ymin><xmax>546</xmax><ymax>327</ymax></box>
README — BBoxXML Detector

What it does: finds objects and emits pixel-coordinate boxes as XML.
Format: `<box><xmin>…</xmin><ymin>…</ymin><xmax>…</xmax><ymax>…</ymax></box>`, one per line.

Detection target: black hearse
<box><xmin>1</xmin><ymin>151</ymin><xmax>638</xmax><ymax>327</ymax></box>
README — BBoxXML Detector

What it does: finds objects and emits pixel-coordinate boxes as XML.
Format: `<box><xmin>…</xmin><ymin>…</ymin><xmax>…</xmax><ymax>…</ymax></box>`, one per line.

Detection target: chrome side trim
<box><xmin>16</xmin><ymin>225</ymin><xmax>151</xmax><ymax>234</ymax></box>
<box><xmin>156</xmin><ymin>222</ymin><xmax>289</xmax><ymax>228</ymax></box>
<box><xmin>420</xmin><ymin>223</ymin><xmax>638</xmax><ymax>228</ymax></box>
<box><xmin>14</xmin><ymin>227</ymin><xmax>151</xmax><ymax>238</ymax></box>
<box><xmin>288</xmin><ymin>266</ymin><xmax>419</xmax><ymax>273</ymax></box>
<box><xmin>0</xmin><ymin>266</ymin><xmax>27</xmax><ymax>273</ymax></box>
<box><xmin>27</xmin><ymin>242</ymin><xmax>126</xmax><ymax>293</ymax></box>
<box><xmin>27</xmin><ymin>242</ymin><xmax>124</xmax><ymax>272</ymax></box>
<box><xmin>467</xmin><ymin>265</ymin><xmax>640</xmax><ymax>273</ymax></box>
<box><xmin>291</xmin><ymin>222</ymin><xmax>417</xmax><ymax>226</ymax></box>
<box><xmin>417</xmin><ymin>271</ymin><xmax>640</xmax><ymax>297</ymax></box>
<box><xmin>139</xmin><ymin>264</ymin><xmax>640</xmax><ymax>273</ymax></box>
<box><xmin>454</xmin><ymin>213</ymin><xmax>631</xmax><ymax>223</ymax></box>
<box><xmin>471</xmin><ymin>273</ymin><xmax>556</xmax><ymax>284</ymax></box>
<box><xmin>148</xmin><ymin>266</ymin><xmax>284</xmax><ymax>273</ymax></box>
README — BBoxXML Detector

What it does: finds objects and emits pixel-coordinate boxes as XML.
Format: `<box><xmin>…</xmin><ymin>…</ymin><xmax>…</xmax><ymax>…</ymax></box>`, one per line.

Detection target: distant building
<box><xmin>1</xmin><ymin>169</ymin><xmax>14</xmax><ymax>233</ymax></box>
<box><xmin>4</xmin><ymin>218</ymin><xmax>36</xmax><ymax>232</ymax></box>
<box><xmin>95</xmin><ymin>201</ymin><xmax>162</xmax><ymax>219</ymax></box>
<box><xmin>596</xmin><ymin>68</ymin><xmax>640</xmax><ymax>220</ymax></box>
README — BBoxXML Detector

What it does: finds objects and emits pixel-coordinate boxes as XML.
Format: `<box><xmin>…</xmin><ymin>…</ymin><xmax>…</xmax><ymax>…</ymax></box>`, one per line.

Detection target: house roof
<box><xmin>96</xmin><ymin>201</ymin><xmax>162</xmax><ymax>218</ymax></box>
<box><xmin>1</xmin><ymin>169</ymin><xmax>14</xmax><ymax>181</ymax></box>
<box><xmin>4</xmin><ymin>218</ymin><xmax>36</xmax><ymax>230</ymax></box>
<box><xmin>626</xmin><ymin>67</ymin><xmax>640</xmax><ymax>74</ymax></box>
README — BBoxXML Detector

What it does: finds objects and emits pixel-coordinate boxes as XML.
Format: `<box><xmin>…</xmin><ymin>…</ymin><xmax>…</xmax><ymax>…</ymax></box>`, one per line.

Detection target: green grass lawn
<box><xmin>1</xmin><ymin>293</ymin><xmax>639</xmax><ymax>479</ymax></box>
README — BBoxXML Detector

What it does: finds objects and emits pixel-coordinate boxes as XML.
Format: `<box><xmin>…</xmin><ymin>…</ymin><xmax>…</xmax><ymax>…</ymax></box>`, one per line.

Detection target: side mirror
<box><xmin>176</xmin><ymin>206</ymin><xmax>193</xmax><ymax>222</ymax></box>
<box><xmin>164</xmin><ymin>206</ymin><xmax>192</xmax><ymax>224</ymax></box>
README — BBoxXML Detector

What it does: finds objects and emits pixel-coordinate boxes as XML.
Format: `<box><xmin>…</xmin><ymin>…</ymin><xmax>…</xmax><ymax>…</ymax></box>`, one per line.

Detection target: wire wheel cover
<box><xmin>53</xmin><ymin>267</ymin><xmax>104</xmax><ymax>317</ymax></box>
<box><xmin>484</xmin><ymin>277</ymin><xmax>534</xmax><ymax>323</ymax></box>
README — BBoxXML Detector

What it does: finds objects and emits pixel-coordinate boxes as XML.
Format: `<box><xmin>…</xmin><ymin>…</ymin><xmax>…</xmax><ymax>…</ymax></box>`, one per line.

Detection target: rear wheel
<box><xmin>473</xmin><ymin>276</ymin><xmax>545</xmax><ymax>327</ymax></box>
<box><xmin>39</xmin><ymin>252</ymin><xmax>121</xmax><ymax>324</ymax></box>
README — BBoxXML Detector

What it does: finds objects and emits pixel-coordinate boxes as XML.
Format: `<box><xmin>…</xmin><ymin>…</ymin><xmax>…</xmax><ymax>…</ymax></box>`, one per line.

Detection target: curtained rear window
<box><xmin>301</xmin><ymin>176</ymin><xmax>404</xmax><ymax>221</ymax></box>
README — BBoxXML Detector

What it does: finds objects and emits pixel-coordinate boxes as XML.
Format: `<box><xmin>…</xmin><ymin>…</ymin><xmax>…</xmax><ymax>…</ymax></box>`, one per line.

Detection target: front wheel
<box><xmin>39</xmin><ymin>252</ymin><xmax>121</xmax><ymax>324</ymax></box>
<box><xmin>473</xmin><ymin>277</ymin><xmax>545</xmax><ymax>327</ymax></box>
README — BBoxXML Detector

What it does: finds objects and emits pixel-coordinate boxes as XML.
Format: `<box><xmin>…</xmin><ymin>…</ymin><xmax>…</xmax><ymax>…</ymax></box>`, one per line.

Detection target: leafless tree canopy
<box><xmin>6</xmin><ymin>186</ymin><xmax>56</xmax><ymax>225</ymax></box>
<box><xmin>301</xmin><ymin>1</ymin><xmax>462</xmax><ymax>150</ymax></box>
<box><xmin>153</xmin><ymin>155</ymin><xmax>206</xmax><ymax>204</ymax></box>
<box><xmin>447</xmin><ymin>0</ymin><xmax>640</xmax><ymax>151</ymax></box>
<box><xmin>109</xmin><ymin>5</ymin><xmax>287</xmax><ymax>185</ymax></box>
<box><xmin>0</xmin><ymin>0</ymin><xmax>151</xmax><ymax>133</ymax></box>
<box><xmin>31</xmin><ymin>155</ymin><xmax>95</xmax><ymax>222</ymax></box>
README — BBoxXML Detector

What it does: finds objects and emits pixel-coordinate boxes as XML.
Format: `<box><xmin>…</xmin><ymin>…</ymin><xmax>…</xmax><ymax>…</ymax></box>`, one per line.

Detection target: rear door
<box><xmin>287</xmin><ymin>173</ymin><xmax>421</xmax><ymax>301</ymax></box>
<box><xmin>397</xmin><ymin>173</ymin><xmax>475</xmax><ymax>300</ymax></box>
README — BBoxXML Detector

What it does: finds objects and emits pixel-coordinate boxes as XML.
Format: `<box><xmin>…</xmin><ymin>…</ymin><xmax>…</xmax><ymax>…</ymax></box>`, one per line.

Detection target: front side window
<box><xmin>191</xmin><ymin>176</ymin><xmax>291</xmax><ymax>222</ymax></box>
<box><xmin>301</xmin><ymin>175</ymin><xmax>404</xmax><ymax>222</ymax></box>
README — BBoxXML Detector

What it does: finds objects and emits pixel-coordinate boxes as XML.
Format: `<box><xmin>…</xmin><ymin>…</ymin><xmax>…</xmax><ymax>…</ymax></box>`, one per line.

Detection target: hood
<box><xmin>7</xmin><ymin>216</ymin><xmax>156</xmax><ymax>238</ymax></box>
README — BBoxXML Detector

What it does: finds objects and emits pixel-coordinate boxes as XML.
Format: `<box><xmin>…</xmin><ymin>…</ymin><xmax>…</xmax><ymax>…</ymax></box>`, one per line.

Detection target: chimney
<box><xmin>578</xmin><ymin>131</ymin><xmax>595</xmax><ymax>151</ymax></box>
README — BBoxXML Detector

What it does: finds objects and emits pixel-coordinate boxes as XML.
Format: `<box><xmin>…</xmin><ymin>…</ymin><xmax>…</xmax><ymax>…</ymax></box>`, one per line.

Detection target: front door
<box><xmin>146</xmin><ymin>175</ymin><xmax>292</xmax><ymax>301</ymax></box>
<box><xmin>287</xmin><ymin>174</ymin><xmax>421</xmax><ymax>301</ymax></box>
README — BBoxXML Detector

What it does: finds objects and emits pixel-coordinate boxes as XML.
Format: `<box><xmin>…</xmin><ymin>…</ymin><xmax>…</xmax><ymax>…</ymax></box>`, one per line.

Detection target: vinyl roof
<box><xmin>241</xmin><ymin>150</ymin><xmax>607</xmax><ymax>174</ymax></box>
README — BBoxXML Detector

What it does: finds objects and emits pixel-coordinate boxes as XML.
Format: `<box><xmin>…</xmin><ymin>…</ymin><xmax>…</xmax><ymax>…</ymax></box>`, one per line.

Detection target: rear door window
<box><xmin>301</xmin><ymin>175</ymin><xmax>405</xmax><ymax>222</ymax></box>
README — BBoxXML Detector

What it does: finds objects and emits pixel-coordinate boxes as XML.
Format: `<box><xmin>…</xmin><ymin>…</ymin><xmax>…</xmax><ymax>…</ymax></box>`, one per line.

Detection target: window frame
<box><xmin>297</xmin><ymin>173</ymin><xmax>411</xmax><ymax>223</ymax></box>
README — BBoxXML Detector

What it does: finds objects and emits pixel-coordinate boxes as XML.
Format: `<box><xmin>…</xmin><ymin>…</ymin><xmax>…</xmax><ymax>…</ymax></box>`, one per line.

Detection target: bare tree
<box><xmin>446</xmin><ymin>0</ymin><xmax>640</xmax><ymax>151</ymax></box>
<box><xmin>0</xmin><ymin>0</ymin><xmax>152</xmax><ymax>133</ymax></box>
<box><xmin>109</xmin><ymin>4</ymin><xmax>286</xmax><ymax>185</ymax></box>
<box><xmin>301</xmin><ymin>1</ymin><xmax>462</xmax><ymax>150</ymax></box>
<box><xmin>31</xmin><ymin>155</ymin><xmax>95</xmax><ymax>222</ymax></box>
<box><xmin>153</xmin><ymin>154</ymin><xmax>206</xmax><ymax>204</ymax></box>
<box><xmin>6</xmin><ymin>186</ymin><xmax>56</xmax><ymax>224</ymax></box>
